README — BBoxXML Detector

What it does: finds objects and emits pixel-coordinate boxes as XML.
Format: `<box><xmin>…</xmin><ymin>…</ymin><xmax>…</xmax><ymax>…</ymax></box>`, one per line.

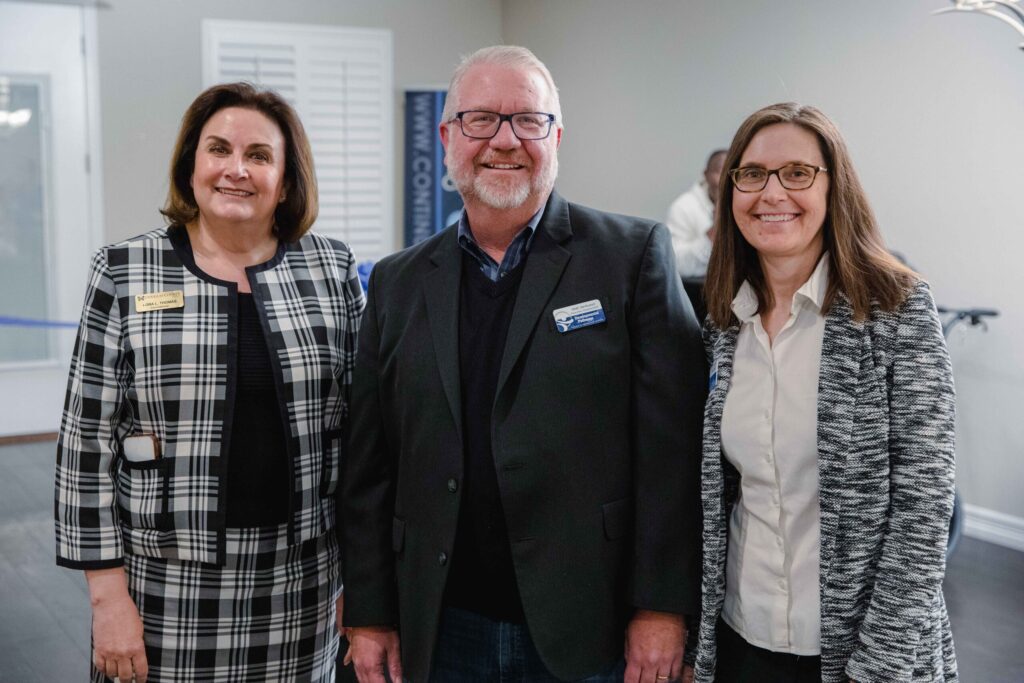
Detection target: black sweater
<box><xmin>443</xmin><ymin>251</ymin><xmax>527</xmax><ymax>621</ymax></box>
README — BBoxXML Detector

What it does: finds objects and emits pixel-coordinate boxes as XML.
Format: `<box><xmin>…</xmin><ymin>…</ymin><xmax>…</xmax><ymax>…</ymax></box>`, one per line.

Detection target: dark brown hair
<box><xmin>705</xmin><ymin>102</ymin><xmax>916</xmax><ymax>328</ymax></box>
<box><xmin>160</xmin><ymin>82</ymin><xmax>317</xmax><ymax>242</ymax></box>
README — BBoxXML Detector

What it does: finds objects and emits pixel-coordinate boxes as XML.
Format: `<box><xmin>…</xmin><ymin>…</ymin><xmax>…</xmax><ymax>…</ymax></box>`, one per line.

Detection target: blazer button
<box><xmin>438</xmin><ymin>552</ymin><xmax>448</xmax><ymax>566</ymax></box>
<box><xmin>447</xmin><ymin>478</ymin><xmax>458</xmax><ymax>493</ymax></box>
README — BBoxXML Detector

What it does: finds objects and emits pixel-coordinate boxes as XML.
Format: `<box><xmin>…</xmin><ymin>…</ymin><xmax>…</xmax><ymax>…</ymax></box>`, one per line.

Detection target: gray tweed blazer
<box><xmin>694</xmin><ymin>281</ymin><xmax>958</xmax><ymax>682</ymax></box>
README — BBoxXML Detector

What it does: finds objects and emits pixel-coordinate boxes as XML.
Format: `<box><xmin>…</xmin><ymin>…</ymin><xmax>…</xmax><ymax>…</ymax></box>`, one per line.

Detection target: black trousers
<box><xmin>715</xmin><ymin>620</ymin><xmax>821</xmax><ymax>683</ymax></box>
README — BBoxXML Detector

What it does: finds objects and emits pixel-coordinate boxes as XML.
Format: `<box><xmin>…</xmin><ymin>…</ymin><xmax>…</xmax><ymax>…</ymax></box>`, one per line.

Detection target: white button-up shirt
<box><xmin>720</xmin><ymin>255</ymin><xmax>828</xmax><ymax>656</ymax></box>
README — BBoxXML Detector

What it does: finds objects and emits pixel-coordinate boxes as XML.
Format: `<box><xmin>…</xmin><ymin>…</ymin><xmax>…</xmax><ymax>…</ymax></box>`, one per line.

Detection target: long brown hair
<box><xmin>705</xmin><ymin>102</ymin><xmax>916</xmax><ymax>329</ymax></box>
<box><xmin>160</xmin><ymin>82</ymin><xmax>317</xmax><ymax>242</ymax></box>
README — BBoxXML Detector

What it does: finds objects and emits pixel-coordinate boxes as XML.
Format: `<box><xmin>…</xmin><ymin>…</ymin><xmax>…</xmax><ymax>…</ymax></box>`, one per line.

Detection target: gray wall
<box><xmin>96</xmin><ymin>0</ymin><xmax>502</xmax><ymax>244</ymax></box>
<box><xmin>92</xmin><ymin>0</ymin><xmax>1023</xmax><ymax>520</ymax></box>
<box><xmin>504</xmin><ymin>0</ymin><xmax>1024</xmax><ymax>519</ymax></box>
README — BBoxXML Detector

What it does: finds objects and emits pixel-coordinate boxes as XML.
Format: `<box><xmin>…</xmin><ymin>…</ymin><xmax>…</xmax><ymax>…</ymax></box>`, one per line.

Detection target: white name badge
<box><xmin>552</xmin><ymin>299</ymin><xmax>606</xmax><ymax>333</ymax></box>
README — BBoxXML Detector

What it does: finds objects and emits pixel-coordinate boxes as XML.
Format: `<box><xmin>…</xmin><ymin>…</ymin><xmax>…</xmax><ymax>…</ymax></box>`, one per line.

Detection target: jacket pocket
<box><xmin>320</xmin><ymin>428</ymin><xmax>344</xmax><ymax>497</ymax></box>
<box><xmin>116</xmin><ymin>456</ymin><xmax>172</xmax><ymax>530</ymax></box>
<box><xmin>392</xmin><ymin>516</ymin><xmax>406</xmax><ymax>553</ymax></box>
<box><xmin>602</xmin><ymin>497</ymin><xmax>633</xmax><ymax>540</ymax></box>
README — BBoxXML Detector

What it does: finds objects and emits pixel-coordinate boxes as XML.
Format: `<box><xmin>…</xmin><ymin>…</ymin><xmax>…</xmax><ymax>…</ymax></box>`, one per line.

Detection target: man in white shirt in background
<box><xmin>666</xmin><ymin>149</ymin><xmax>726</xmax><ymax>278</ymax></box>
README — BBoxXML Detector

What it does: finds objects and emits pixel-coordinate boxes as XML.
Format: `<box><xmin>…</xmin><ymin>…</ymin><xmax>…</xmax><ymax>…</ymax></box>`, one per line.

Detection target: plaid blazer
<box><xmin>55</xmin><ymin>226</ymin><xmax>364</xmax><ymax>568</ymax></box>
<box><xmin>694</xmin><ymin>282</ymin><xmax>958</xmax><ymax>682</ymax></box>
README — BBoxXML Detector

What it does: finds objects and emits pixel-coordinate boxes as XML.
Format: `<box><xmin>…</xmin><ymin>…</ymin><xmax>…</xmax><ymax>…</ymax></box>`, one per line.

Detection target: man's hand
<box><xmin>336</xmin><ymin>592</ymin><xmax>353</xmax><ymax>666</ymax></box>
<box><xmin>681</xmin><ymin>664</ymin><xmax>695</xmax><ymax>683</ymax></box>
<box><xmin>624</xmin><ymin>609</ymin><xmax>685</xmax><ymax>683</ymax></box>
<box><xmin>348</xmin><ymin>626</ymin><xmax>402</xmax><ymax>683</ymax></box>
<box><xmin>335</xmin><ymin>591</ymin><xmax>346</xmax><ymax>636</ymax></box>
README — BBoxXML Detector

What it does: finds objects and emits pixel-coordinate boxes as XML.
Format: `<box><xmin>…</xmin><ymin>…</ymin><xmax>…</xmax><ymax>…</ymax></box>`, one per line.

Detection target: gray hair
<box><xmin>440</xmin><ymin>45</ymin><xmax>563</xmax><ymax>127</ymax></box>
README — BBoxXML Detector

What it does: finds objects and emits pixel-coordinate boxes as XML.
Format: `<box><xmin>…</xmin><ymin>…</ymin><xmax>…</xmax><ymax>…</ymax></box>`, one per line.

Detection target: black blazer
<box><xmin>340</xmin><ymin>192</ymin><xmax>707</xmax><ymax>681</ymax></box>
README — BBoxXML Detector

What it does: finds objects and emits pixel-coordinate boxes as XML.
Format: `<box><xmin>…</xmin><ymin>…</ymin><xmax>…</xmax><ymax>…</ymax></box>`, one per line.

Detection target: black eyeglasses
<box><xmin>452</xmin><ymin>111</ymin><xmax>557</xmax><ymax>140</ymax></box>
<box><xmin>729</xmin><ymin>164</ymin><xmax>828</xmax><ymax>192</ymax></box>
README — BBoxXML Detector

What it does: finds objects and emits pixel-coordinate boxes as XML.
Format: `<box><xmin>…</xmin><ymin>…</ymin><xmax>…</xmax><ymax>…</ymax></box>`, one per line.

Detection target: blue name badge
<box><xmin>553</xmin><ymin>299</ymin><xmax>606</xmax><ymax>333</ymax></box>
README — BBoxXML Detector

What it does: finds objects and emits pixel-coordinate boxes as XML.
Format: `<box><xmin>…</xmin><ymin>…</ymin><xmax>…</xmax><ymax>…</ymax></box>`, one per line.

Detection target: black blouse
<box><xmin>224</xmin><ymin>292</ymin><xmax>290</xmax><ymax>527</ymax></box>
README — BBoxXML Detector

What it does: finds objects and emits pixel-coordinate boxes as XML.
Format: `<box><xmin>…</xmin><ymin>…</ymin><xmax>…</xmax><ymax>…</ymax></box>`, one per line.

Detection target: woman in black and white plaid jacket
<box><xmin>691</xmin><ymin>103</ymin><xmax>957</xmax><ymax>683</ymax></box>
<box><xmin>54</xmin><ymin>83</ymin><xmax>364</xmax><ymax>682</ymax></box>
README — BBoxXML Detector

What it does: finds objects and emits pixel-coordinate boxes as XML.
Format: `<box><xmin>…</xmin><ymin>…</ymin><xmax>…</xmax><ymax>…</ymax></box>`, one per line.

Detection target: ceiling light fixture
<box><xmin>934</xmin><ymin>0</ymin><xmax>1024</xmax><ymax>51</ymax></box>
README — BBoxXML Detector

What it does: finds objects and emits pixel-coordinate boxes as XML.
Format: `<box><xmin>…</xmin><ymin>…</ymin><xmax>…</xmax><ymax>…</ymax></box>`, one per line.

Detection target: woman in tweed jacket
<box><xmin>692</xmin><ymin>103</ymin><xmax>956</xmax><ymax>682</ymax></box>
<box><xmin>54</xmin><ymin>84</ymin><xmax>364</xmax><ymax>682</ymax></box>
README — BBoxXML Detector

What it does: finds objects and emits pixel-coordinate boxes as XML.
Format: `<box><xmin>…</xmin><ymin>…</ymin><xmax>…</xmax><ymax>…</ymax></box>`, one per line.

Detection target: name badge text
<box><xmin>135</xmin><ymin>290</ymin><xmax>185</xmax><ymax>312</ymax></box>
<box><xmin>553</xmin><ymin>299</ymin><xmax>606</xmax><ymax>333</ymax></box>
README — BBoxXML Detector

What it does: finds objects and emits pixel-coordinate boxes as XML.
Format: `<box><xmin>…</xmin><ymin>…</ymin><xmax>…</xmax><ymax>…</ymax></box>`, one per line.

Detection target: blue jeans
<box><xmin>429</xmin><ymin>607</ymin><xmax>626</xmax><ymax>682</ymax></box>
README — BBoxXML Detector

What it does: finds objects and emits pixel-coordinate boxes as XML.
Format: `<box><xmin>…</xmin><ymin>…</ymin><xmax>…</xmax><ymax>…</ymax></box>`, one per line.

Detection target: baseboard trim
<box><xmin>963</xmin><ymin>503</ymin><xmax>1024</xmax><ymax>553</ymax></box>
<box><xmin>0</xmin><ymin>431</ymin><xmax>58</xmax><ymax>447</ymax></box>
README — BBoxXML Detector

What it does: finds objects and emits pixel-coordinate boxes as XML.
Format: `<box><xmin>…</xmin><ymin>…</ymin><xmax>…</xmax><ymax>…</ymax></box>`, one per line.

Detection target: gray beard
<box><xmin>470</xmin><ymin>176</ymin><xmax>532</xmax><ymax>210</ymax></box>
<box><xmin>448</xmin><ymin>155</ymin><xmax>558</xmax><ymax>211</ymax></box>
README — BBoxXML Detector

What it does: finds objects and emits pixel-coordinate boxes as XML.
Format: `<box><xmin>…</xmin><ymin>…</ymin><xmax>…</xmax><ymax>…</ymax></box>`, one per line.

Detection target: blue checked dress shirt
<box><xmin>456</xmin><ymin>206</ymin><xmax>545</xmax><ymax>281</ymax></box>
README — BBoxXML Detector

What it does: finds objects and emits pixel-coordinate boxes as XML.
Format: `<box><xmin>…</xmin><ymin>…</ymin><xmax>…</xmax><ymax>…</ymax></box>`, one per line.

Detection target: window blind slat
<box><xmin>203</xmin><ymin>20</ymin><xmax>393</xmax><ymax>261</ymax></box>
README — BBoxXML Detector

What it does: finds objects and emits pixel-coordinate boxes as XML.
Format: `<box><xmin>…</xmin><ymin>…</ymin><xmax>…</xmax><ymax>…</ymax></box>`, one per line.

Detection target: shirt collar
<box><xmin>457</xmin><ymin>205</ymin><xmax>545</xmax><ymax>250</ymax></box>
<box><xmin>731</xmin><ymin>253</ymin><xmax>830</xmax><ymax>322</ymax></box>
<box><xmin>795</xmin><ymin>253</ymin><xmax>830</xmax><ymax>313</ymax></box>
<box><xmin>731</xmin><ymin>280</ymin><xmax>760</xmax><ymax>323</ymax></box>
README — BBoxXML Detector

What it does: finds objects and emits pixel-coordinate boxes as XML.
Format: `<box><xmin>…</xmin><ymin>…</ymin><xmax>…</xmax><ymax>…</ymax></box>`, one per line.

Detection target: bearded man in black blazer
<box><xmin>339</xmin><ymin>45</ymin><xmax>706</xmax><ymax>683</ymax></box>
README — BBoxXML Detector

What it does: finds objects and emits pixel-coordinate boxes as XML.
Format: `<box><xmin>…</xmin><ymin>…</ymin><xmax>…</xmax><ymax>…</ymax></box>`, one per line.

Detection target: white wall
<box><xmin>73</xmin><ymin>0</ymin><xmax>1024</xmax><ymax>524</ymax></box>
<box><xmin>96</xmin><ymin>0</ymin><xmax>502</xmax><ymax>245</ymax></box>
<box><xmin>504</xmin><ymin>0</ymin><xmax>1024</xmax><ymax>520</ymax></box>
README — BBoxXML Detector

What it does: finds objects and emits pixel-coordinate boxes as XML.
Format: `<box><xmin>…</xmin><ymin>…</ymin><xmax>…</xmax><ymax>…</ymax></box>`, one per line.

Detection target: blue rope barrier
<box><xmin>0</xmin><ymin>265</ymin><xmax>380</xmax><ymax>329</ymax></box>
<box><xmin>0</xmin><ymin>316</ymin><xmax>77</xmax><ymax>329</ymax></box>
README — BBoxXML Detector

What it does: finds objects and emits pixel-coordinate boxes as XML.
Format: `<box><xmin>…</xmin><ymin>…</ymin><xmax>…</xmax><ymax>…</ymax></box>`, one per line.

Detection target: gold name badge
<box><xmin>135</xmin><ymin>290</ymin><xmax>185</xmax><ymax>312</ymax></box>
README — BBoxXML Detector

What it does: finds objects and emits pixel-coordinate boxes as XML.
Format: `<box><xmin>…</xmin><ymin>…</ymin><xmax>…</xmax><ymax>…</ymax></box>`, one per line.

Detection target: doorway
<box><xmin>0</xmin><ymin>0</ymin><xmax>103</xmax><ymax>436</ymax></box>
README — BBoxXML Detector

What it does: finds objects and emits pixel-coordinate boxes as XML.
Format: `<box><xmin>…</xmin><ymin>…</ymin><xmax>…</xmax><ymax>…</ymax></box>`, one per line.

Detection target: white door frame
<box><xmin>0</xmin><ymin>0</ymin><xmax>104</xmax><ymax>437</ymax></box>
<box><xmin>83</xmin><ymin>6</ymin><xmax>105</xmax><ymax>262</ymax></box>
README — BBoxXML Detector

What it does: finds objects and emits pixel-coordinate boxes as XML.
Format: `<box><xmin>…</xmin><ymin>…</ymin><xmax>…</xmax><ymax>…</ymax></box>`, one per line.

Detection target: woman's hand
<box><xmin>86</xmin><ymin>567</ymin><xmax>148</xmax><ymax>683</ymax></box>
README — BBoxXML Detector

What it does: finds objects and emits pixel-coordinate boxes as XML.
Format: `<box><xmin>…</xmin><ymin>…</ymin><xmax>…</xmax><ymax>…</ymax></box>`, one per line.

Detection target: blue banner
<box><xmin>404</xmin><ymin>90</ymin><xmax>463</xmax><ymax>247</ymax></box>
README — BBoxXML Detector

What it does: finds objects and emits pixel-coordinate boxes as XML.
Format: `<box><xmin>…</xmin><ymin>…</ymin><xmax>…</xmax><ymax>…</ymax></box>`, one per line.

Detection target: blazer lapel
<box><xmin>816</xmin><ymin>296</ymin><xmax>862</xmax><ymax>582</ymax></box>
<box><xmin>424</xmin><ymin>231</ymin><xmax>464</xmax><ymax>440</ymax></box>
<box><xmin>495</xmin><ymin>192</ymin><xmax>573</xmax><ymax>396</ymax></box>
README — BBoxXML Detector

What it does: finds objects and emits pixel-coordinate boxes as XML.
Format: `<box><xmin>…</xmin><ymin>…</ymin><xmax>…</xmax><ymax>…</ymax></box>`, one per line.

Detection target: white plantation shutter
<box><xmin>202</xmin><ymin>20</ymin><xmax>393</xmax><ymax>261</ymax></box>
